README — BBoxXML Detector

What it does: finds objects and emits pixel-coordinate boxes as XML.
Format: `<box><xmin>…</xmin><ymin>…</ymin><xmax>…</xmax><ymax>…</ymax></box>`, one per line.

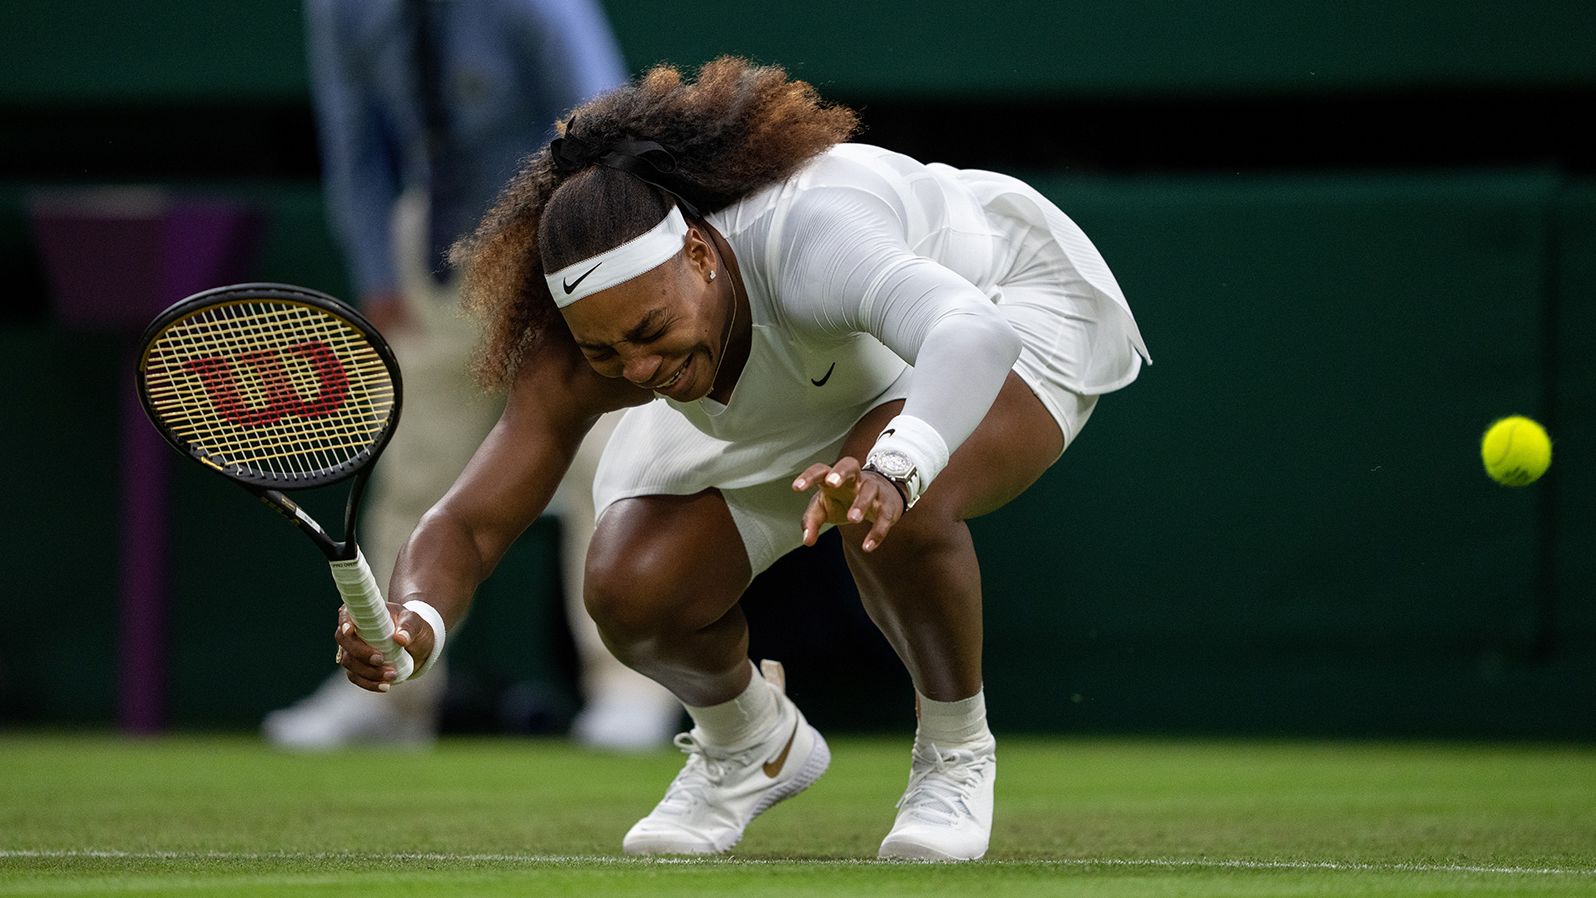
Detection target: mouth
<box><xmin>649</xmin><ymin>358</ymin><xmax>689</xmax><ymax>392</ymax></box>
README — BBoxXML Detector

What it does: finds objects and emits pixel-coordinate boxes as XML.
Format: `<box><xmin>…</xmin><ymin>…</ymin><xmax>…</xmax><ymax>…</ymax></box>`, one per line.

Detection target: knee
<box><xmin>582</xmin><ymin>548</ymin><xmax>679</xmax><ymax>646</ymax></box>
<box><xmin>841</xmin><ymin>493</ymin><xmax>965</xmax><ymax>563</ymax></box>
<box><xmin>580</xmin><ymin>492</ymin><xmax>750</xmax><ymax>651</ymax></box>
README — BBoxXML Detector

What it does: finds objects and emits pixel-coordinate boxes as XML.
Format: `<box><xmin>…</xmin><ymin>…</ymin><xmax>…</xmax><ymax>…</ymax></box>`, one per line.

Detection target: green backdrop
<box><xmin>2</xmin><ymin>174</ymin><xmax>1590</xmax><ymax>736</ymax></box>
<box><xmin>1</xmin><ymin>0</ymin><xmax>1591</xmax><ymax>737</ymax></box>
<box><xmin>6</xmin><ymin>0</ymin><xmax>1594</xmax><ymax>101</ymax></box>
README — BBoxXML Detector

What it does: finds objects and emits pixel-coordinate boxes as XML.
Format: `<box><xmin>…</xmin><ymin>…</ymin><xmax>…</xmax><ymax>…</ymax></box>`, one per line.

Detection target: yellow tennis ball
<box><xmin>1480</xmin><ymin>416</ymin><xmax>1551</xmax><ymax>486</ymax></box>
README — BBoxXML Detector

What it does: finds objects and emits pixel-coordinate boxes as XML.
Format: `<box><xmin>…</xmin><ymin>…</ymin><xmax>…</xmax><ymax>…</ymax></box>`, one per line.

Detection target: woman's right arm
<box><xmin>335</xmin><ymin>329</ymin><xmax>648</xmax><ymax>690</ymax></box>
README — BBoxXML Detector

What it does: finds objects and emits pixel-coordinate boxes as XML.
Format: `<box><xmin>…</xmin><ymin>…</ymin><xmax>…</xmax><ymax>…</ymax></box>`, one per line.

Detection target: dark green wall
<box><xmin>2</xmin><ymin>175</ymin><xmax>1590</xmax><ymax>736</ymax></box>
<box><xmin>976</xmin><ymin>172</ymin><xmax>1591</xmax><ymax>736</ymax></box>
<box><xmin>5</xmin><ymin>0</ymin><xmax>1594</xmax><ymax>102</ymax></box>
<box><xmin>1554</xmin><ymin>186</ymin><xmax>1596</xmax><ymax>651</ymax></box>
<box><xmin>2</xmin><ymin>1</ymin><xmax>1593</xmax><ymax>737</ymax></box>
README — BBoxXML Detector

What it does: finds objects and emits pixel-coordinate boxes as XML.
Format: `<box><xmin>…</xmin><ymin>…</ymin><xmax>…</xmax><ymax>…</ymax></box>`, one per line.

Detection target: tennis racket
<box><xmin>136</xmin><ymin>282</ymin><xmax>414</xmax><ymax>681</ymax></box>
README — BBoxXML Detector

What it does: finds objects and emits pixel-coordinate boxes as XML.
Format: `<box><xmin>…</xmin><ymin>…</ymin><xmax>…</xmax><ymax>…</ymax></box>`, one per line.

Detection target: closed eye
<box><xmin>575</xmin><ymin>309</ymin><xmax>671</xmax><ymax>360</ymax></box>
<box><xmin>621</xmin><ymin>310</ymin><xmax>673</xmax><ymax>347</ymax></box>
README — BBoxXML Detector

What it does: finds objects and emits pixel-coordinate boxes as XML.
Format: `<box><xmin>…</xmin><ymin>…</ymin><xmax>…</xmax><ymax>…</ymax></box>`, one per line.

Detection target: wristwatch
<box><xmin>863</xmin><ymin>449</ymin><xmax>920</xmax><ymax>508</ymax></box>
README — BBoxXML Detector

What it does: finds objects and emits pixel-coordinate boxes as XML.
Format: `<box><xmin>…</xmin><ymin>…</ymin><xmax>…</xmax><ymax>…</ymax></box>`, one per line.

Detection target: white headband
<box><xmin>544</xmin><ymin>205</ymin><xmax>690</xmax><ymax>307</ymax></box>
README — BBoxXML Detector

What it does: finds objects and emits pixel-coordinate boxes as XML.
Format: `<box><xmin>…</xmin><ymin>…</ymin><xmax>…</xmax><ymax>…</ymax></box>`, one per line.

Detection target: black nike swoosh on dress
<box><xmin>563</xmin><ymin>262</ymin><xmax>602</xmax><ymax>294</ymax></box>
<box><xmin>810</xmin><ymin>362</ymin><xmax>836</xmax><ymax>387</ymax></box>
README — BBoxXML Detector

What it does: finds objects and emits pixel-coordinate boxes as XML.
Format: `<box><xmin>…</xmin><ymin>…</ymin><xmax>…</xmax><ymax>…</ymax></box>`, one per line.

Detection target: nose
<box><xmin>621</xmin><ymin>350</ymin><xmax>662</xmax><ymax>387</ymax></box>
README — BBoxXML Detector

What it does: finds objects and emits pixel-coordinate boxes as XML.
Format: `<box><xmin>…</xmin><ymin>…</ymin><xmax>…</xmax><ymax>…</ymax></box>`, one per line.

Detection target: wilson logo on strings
<box><xmin>182</xmin><ymin>341</ymin><xmax>351</xmax><ymax>427</ymax></box>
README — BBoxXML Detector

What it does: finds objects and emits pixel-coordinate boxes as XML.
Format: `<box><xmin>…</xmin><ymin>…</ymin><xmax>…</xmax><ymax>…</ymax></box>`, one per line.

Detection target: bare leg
<box><xmin>836</xmin><ymin>373</ymin><xmax>1067</xmax><ymax>701</ymax></box>
<box><xmin>842</xmin><ymin>373</ymin><xmax>1073</xmax><ymax>860</ymax></box>
<box><xmin>583</xmin><ymin>490</ymin><xmax>755</xmax><ymax>707</ymax></box>
<box><xmin>602</xmin><ymin>490</ymin><xmax>832</xmax><ymax>855</ymax></box>
<box><xmin>554</xmin><ymin>412</ymin><xmax>680</xmax><ymax>747</ymax></box>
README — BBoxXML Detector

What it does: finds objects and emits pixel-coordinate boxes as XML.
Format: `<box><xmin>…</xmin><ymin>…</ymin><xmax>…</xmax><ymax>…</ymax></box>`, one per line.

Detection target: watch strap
<box><xmin>864</xmin><ymin>414</ymin><xmax>949</xmax><ymax>509</ymax></box>
<box><xmin>863</xmin><ymin>460</ymin><xmax>915</xmax><ymax>508</ymax></box>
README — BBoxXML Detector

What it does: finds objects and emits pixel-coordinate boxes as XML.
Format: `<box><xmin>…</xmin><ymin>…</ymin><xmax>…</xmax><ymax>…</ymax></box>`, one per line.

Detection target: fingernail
<box><xmin>793</xmin><ymin>479</ymin><xmax>805</xmax><ymax>489</ymax></box>
<box><xmin>396</xmin><ymin>629</ymin><xmax>410</xmax><ymax>642</ymax></box>
<box><xmin>826</xmin><ymin>473</ymin><xmax>842</xmax><ymax>486</ymax></box>
<box><xmin>383</xmin><ymin>669</ymin><xmax>397</xmax><ymax>681</ymax></box>
<box><xmin>370</xmin><ymin>653</ymin><xmax>383</xmax><ymax>665</ymax></box>
<box><xmin>377</xmin><ymin>683</ymin><xmax>390</xmax><ymax>693</ymax></box>
<box><xmin>341</xmin><ymin>623</ymin><xmax>352</xmax><ymax>636</ymax></box>
<box><xmin>863</xmin><ymin>539</ymin><xmax>877</xmax><ymax>551</ymax></box>
<box><xmin>849</xmin><ymin>508</ymin><xmax>862</xmax><ymax>522</ymax></box>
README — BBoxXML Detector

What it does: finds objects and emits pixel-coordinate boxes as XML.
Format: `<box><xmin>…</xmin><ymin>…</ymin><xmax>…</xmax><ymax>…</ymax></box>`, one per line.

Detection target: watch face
<box><xmin>870</xmin><ymin>450</ymin><xmax>915</xmax><ymax>479</ymax></box>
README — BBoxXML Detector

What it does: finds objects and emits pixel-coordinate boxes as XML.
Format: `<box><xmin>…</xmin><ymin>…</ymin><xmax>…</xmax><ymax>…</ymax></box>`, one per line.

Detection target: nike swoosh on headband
<box><xmin>563</xmin><ymin>262</ymin><xmax>602</xmax><ymax>295</ymax></box>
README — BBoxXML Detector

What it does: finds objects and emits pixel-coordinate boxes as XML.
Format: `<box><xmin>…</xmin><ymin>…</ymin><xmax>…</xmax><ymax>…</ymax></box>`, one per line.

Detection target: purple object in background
<box><xmin>117</xmin><ymin>385</ymin><xmax>170</xmax><ymax>734</ymax></box>
<box><xmin>32</xmin><ymin>189</ymin><xmax>264</xmax><ymax>328</ymax></box>
<box><xmin>30</xmin><ymin>189</ymin><xmax>263</xmax><ymax>733</ymax></box>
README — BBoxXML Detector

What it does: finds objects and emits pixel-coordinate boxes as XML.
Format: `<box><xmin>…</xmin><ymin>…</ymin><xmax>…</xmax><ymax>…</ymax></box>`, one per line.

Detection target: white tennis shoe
<box><xmin>622</xmin><ymin>662</ymin><xmax>830</xmax><ymax>855</ymax></box>
<box><xmin>878</xmin><ymin>736</ymin><xmax>997</xmax><ymax>861</ymax></box>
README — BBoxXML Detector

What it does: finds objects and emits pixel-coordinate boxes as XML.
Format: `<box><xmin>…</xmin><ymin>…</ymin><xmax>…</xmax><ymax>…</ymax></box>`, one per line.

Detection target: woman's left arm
<box><xmin>781</xmin><ymin>187</ymin><xmax>1021</xmax><ymax>537</ymax></box>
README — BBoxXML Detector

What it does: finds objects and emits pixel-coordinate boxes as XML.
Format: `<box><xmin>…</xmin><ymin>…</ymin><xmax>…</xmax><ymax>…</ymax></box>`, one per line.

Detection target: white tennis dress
<box><xmin>592</xmin><ymin>143</ymin><xmax>1151</xmax><ymax>573</ymax></box>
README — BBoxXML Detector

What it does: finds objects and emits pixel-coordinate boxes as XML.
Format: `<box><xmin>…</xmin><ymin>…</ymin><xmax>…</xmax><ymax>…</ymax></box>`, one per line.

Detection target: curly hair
<box><xmin>450</xmin><ymin>57</ymin><xmax>859</xmax><ymax>389</ymax></box>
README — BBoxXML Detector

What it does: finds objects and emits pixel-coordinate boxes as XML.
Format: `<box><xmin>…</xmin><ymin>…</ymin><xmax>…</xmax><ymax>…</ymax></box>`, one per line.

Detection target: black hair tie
<box><xmin>548</xmin><ymin>130</ymin><xmax>598</xmax><ymax>173</ymax></box>
<box><xmin>548</xmin><ymin>117</ymin><xmax>706</xmax><ymax>219</ymax></box>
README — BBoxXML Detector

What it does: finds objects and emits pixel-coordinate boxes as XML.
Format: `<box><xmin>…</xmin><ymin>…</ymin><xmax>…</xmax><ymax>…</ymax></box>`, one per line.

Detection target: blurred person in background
<box><xmin>264</xmin><ymin>0</ymin><xmax>680</xmax><ymax>752</ymax></box>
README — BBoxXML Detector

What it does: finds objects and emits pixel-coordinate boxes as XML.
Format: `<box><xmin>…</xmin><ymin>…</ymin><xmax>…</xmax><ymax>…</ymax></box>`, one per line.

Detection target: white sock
<box><xmin>684</xmin><ymin>662</ymin><xmax>779</xmax><ymax>749</ymax></box>
<box><xmin>916</xmin><ymin>688</ymin><xmax>992</xmax><ymax>746</ymax></box>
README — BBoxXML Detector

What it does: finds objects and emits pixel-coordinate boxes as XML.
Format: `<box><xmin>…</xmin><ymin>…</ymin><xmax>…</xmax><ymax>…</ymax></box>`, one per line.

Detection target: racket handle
<box><xmin>328</xmin><ymin>549</ymin><xmax>416</xmax><ymax>682</ymax></box>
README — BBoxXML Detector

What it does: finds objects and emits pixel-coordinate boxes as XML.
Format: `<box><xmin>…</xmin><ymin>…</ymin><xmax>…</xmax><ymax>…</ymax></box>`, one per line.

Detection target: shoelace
<box><xmin>897</xmin><ymin>742</ymin><xmax>992</xmax><ymax>823</ymax></box>
<box><xmin>656</xmin><ymin>732</ymin><xmax>754</xmax><ymax>814</ymax></box>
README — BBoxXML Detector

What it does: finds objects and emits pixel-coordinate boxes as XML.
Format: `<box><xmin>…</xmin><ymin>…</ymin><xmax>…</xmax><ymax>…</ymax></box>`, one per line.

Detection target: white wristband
<box><xmin>400</xmin><ymin>600</ymin><xmax>447</xmax><ymax>682</ymax></box>
<box><xmin>865</xmin><ymin>414</ymin><xmax>951</xmax><ymax>508</ymax></box>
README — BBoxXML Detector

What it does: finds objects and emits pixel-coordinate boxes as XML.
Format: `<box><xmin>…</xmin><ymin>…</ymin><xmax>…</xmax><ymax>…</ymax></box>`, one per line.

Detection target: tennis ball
<box><xmin>1480</xmin><ymin>416</ymin><xmax>1551</xmax><ymax>486</ymax></box>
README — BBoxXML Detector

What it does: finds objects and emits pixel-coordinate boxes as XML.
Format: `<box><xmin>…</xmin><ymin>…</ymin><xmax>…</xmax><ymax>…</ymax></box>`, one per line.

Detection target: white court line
<box><xmin>1</xmin><ymin>850</ymin><xmax>1592</xmax><ymax>877</ymax></box>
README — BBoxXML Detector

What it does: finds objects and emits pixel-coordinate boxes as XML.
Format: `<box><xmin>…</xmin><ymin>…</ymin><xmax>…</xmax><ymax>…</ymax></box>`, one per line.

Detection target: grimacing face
<box><xmin>560</xmin><ymin>229</ymin><xmax>729</xmax><ymax>401</ymax></box>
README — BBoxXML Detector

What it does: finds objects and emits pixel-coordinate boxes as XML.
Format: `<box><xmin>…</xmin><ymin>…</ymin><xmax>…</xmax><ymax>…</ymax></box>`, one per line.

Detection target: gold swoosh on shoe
<box><xmin>762</xmin><ymin>720</ymin><xmax>800</xmax><ymax>778</ymax></box>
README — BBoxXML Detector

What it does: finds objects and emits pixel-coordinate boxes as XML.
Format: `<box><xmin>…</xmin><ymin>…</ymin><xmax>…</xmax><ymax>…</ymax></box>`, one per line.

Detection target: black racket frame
<box><xmin>136</xmin><ymin>283</ymin><xmax>404</xmax><ymax>561</ymax></box>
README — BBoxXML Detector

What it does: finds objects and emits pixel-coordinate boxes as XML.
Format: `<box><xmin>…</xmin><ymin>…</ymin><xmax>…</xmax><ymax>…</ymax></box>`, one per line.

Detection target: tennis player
<box><xmin>335</xmin><ymin>57</ymin><xmax>1150</xmax><ymax>861</ymax></box>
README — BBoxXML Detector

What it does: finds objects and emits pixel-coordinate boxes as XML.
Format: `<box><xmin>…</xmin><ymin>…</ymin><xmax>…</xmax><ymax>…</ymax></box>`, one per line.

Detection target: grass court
<box><xmin>3</xmin><ymin>734</ymin><xmax>1594</xmax><ymax>896</ymax></box>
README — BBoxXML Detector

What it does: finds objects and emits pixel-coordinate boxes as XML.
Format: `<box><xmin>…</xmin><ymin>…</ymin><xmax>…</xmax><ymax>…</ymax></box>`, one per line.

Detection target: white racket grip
<box><xmin>328</xmin><ymin>549</ymin><xmax>415</xmax><ymax>682</ymax></box>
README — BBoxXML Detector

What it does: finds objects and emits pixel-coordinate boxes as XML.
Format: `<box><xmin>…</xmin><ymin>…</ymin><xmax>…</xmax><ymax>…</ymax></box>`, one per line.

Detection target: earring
<box><xmin>708</xmin><ymin>270</ymin><xmax>718</xmax><ymax>281</ymax></box>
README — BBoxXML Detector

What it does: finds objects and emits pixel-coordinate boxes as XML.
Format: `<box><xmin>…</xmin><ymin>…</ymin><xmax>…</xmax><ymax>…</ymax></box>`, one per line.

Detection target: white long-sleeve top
<box><xmin>602</xmin><ymin>143</ymin><xmax>1149</xmax><ymax>502</ymax></box>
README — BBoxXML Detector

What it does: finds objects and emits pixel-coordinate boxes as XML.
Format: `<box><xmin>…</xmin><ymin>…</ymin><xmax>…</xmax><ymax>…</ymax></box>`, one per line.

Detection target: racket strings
<box><xmin>149</xmin><ymin>312</ymin><xmax>385</xmax><ymax>478</ymax></box>
<box><xmin>150</xmin><ymin>307</ymin><xmax>388</xmax><ymax>479</ymax></box>
<box><xmin>159</xmin><ymin>302</ymin><xmax>391</xmax><ymax>475</ymax></box>
<box><xmin>142</xmin><ymin>300</ymin><xmax>398</xmax><ymax>482</ymax></box>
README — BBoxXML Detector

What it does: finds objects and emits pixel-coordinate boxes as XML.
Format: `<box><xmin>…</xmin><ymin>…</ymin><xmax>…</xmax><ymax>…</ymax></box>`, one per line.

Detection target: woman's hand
<box><xmin>333</xmin><ymin>603</ymin><xmax>437</xmax><ymax>692</ymax></box>
<box><xmin>793</xmin><ymin>456</ymin><xmax>906</xmax><ymax>552</ymax></box>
